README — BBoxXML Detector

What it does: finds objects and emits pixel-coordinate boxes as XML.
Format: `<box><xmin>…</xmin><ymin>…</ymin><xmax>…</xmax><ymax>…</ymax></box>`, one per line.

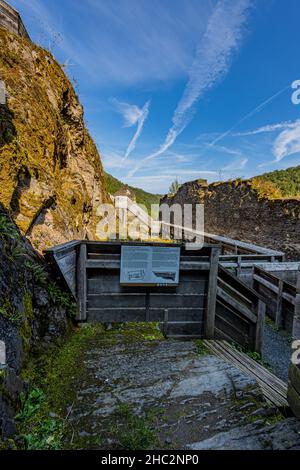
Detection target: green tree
<box><xmin>169</xmin><ymin>178</ymin><xmax>181</xmax><ymax>195</ymax></box>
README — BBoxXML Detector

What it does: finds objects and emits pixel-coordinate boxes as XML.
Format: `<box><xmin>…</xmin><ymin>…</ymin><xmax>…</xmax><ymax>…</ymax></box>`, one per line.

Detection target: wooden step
<box><xmin>203</xmin><ymin>340</ymin><xmax>288</xmax><ymax>408</ymax></box>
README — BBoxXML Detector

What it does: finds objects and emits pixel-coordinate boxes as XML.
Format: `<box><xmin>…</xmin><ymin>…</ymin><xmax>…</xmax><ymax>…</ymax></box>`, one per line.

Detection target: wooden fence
<box><xmin>45</xmin><ymin>240</ymin><xmax>265</xmax><ymax>351</ymax></box>
<box><xmin>288</xmin><ymin>362</ymin><xmax>300</xmax><ymax>419</ymax></box>
<box><xmin>252</xmin><ymin>265</ymin><xmax>300</xmax><ymax>337</ymax></box>
<box><xmin>216</xmin><ymin>266</ymin><xmax>265</xmax><ymax>352</ymax></box>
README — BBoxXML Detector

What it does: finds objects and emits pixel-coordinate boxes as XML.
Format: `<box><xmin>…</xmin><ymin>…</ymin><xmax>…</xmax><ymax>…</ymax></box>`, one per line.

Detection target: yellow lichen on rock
<box><xmin>0</xmin><ymin>28</ymin><xmax>109</xmax><ymax>250</ymax></box>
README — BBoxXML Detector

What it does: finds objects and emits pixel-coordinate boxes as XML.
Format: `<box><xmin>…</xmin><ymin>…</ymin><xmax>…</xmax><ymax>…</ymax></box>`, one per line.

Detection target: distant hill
<box><xmin>250</xmin><ymin>165</ymin><xmax>300</xmax><ymax>199</ymax></box>
<box><xmin>105</xmin><ymin>173</ymin><xmax>161</xmax><ymax>213</ymax></box>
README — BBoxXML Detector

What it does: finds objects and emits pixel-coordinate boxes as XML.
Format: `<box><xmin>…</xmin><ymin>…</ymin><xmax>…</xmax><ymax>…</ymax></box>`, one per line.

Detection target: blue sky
<box><xmin>9</xmin><ymin>0</ymin><xmax>300</xmax><ymax>194</ymax></box>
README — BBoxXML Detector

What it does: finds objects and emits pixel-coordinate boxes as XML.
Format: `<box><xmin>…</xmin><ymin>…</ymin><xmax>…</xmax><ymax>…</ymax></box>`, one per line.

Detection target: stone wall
<box><xmin>161</xmin><ymin>179</ymin><xmax>300</xmax><ymax>260</ymax></box>
<box><xmin>0</xmin><ymin>0</ymin><xmax>29</xmax><ymax>39</ymax></box>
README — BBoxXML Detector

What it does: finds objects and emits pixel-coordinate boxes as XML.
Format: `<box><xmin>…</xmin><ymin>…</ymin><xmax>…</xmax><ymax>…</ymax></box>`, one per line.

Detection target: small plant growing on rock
<box><xmin>25</xmin><ymin>261</ymin><xmax>48</xmax><ymax>286</ymax></box>
<box><xmin>0</xmin><ymin>213</ymin><xmax>19</xmax><ymax>240</ymax></box>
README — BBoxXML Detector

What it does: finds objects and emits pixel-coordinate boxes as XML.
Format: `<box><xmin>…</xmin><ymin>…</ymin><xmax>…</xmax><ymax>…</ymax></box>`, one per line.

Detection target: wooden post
<box><xmin>237</xmin><ymin>255</ymin><xmax>242</xmax><ymax>278</ymax></box>
<box><xmin>255</xmin><ymin>299</ymin><xmax>266</xmax><ymax>354</ymax></box>
<box><xmin>292</xmin><ymin>268</ymin><xmax>300</xmax><ymax>339</ymax></box>
<box><xmin>76</xmin><ymin>243</ymin><xmax>87</xmax><ymax>321</ymax></box>
<box><xmin>205</xmin><ymin>247</ymin><xmax>219</xmax><ymax>339</ymax></box>
<box><xmin>275</xmin><ymin>279</ymin><xmax>283</xmax><ymax>329</ymax></box>
<box><xmin>145</xmin><ymin>288</ymin><xmax>150</xmax><ymax>322</ymax></box>
<box><xmin>163</xmin><ymin>308</ymin><xmax>169</xmax><ymax>337</ymax></box>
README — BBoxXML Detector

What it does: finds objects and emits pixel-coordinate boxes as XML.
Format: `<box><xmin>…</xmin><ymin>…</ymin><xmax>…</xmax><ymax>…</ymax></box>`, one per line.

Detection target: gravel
<box><xmin>262</xmin><ymin>322</ymin><xmax>292</xmax><ymax>382</ymax></box>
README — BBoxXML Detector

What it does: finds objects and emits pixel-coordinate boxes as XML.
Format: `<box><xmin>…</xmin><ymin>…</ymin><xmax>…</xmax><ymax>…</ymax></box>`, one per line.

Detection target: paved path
<box><xmin>263</xmin><ymin>323</ymin><xmax>292</xmax><ymax>382</ymax></box>
<box><xmin>66</xmin><ymin>326</ymin><xmax>300</xmax><ymax>450</ymax></box>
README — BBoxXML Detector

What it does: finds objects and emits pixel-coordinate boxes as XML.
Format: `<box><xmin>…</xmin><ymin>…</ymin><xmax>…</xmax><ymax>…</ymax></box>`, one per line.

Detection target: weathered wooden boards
<box><xmin>84</xmin><ymin>242</ymin><xmax>217</xmax><ymax>339</ymax></box>
<box><xmin>253</xmin><ymin>265</ymin><xmax>300</xmax><ymax>337</ymax></box>
<box><xmin>288</xmin><ymin>362</ymin><xmax>300</xmax><ymax>419</ymax></box>
<box><xmin>216</xmin><ymin>266</ymin><xmax>265</xmax><ymax>353</ymax></box>
<box><xmin>45</xmin><ymin>240</ymin><xmax>265</xmax><ymax>349</ymax></box>
<box><xmin>44</xmin><ymin>240</ymin><xmax>80</xmax><ymax>297</ymax></box>
<box><xmin>204</xmin><ymin>340</ymin><xmax>288</xmax><ymax>408</ymax></box>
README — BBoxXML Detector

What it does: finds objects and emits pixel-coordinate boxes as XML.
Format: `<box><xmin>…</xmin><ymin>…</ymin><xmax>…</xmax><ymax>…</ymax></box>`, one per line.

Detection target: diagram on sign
<box><xmin>120</xmin><ymin>245</ymin><xmax>180</xmax><ymax>286</ymax></box>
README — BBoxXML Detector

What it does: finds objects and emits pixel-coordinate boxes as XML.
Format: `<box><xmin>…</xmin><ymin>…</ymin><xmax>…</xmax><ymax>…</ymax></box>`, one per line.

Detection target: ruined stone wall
<box><xmin>0</xmin><ymin>0</ymin><xmax>30</xmax><ymax>39</ymax></box>
<box><xmin>161</xmin><ymin>179</ymin><xmax>300</xmax><ymax>260</ymax></box>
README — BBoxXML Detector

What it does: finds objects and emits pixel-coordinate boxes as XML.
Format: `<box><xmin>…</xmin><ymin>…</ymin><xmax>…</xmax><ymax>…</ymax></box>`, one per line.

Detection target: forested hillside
<box><xmin>105</xmin><ymin>172</ymin><xmax>161</xmax><ymax>212</ymax></box>
<box><xmin>251</xmin><ymin>166</ymin><xmax>300</xmax><ymax>199</ymax></box>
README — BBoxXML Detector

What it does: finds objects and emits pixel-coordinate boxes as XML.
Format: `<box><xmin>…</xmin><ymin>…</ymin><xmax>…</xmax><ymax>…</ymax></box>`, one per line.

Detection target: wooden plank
<box><xmin>289</xmin><ymin>363</ymin><xmax>300</xmax><ymax>396</ymax></box>
<box><xmin>253</xmin><ymin>274</ymin><xmax>279</xmax><ymax>295</ymax></box>
<box><xmin>256</xmin><ymin>262</ymin><xmax>300</xmax><ymax>272</ymax></box>
<box><xmin>85</xmin><ymin>259</ymin><xmax>211</xmax><ymax>270</ymax></box>
<box><xmin>218</xmin><ymin>278</ymin><xmax>253</xmax><ymax>308</ymax></box>
<box><xmin>76</xmin><ymin>243</ymin><xmax>87</xmax><ymax>321</ymax></box>
<box><xmin>275</xmin><ymin>279</ymin><xmax>283</xmax><ymax>329</ymax></box>
<box><xmin>220</xmin><ymin>265</ymin><xmax>264</xmax><ymax>303</ymax></box>
<box><xmin>150</xmin><ymin>294</ymin><xmax>206</xmax><ymax>309</ymax></box>
<box><xmin>208</xmin><ymin>341</ymin><xmax>287</xmax><ymax>395</ymax></box>
<box><xmin>255</xmin><ymin>300</ymin><xmax>266</xmax><ymax>354</ymax></box>
<box><xmin>150</xmin><ymin>308</ymin><xmax>204</xmax><ymax>322</ymax></box>
<box><xmin>215</xmin><ymin>315</ymin><xmax>249</xmax><ymax>347</ymax></box>
<box><xmin>87</xmin><ymin>308</ymin><xmax>146</xmax><ymax>322</ymax></box>
<box><xmin>87</xmin><ymin>293</ymin><xmax>146</xmax><ymax>309</ymax></box>
<box><xmin>287</xmin><ymin>384</ymin><xmax>300</xmax><ymax>419</ymax></box>
<box><xmin>216</xmin><ymin>301</ymin><xmax>250</xmax><ymax>335</ymax></box>
<box><xmin>204</xmin><ymin>340</ymin><xmax>288</xmax><ymax>407</ymax></box>
<box><xmin>293</xmin><ymin>270</ymin><xmax>300</xmax><ymax>339</ymax></box>
<box><xmin>204</xmin><ymin>232</ymin><xmax>285</xmax><ymax>257</ymax></box>
<box><xmin>216</xmin><ymin>287</ymin><xmax>257</xmax><ymax>323</ymax></box>
<box><xmin>87</xmin><ymin>277</ymin><xmax>207</xmax><ymax>295</ymax></box>
<box><xmin>205</xmin><ymin>247</ymin><xmax>219</xmax><ymax>338</ymax></box>
<box><xmin>216</xmin><ymin>342</ymin><xmax>287</xmax><ymax>395</ymax></box>
<box><xmin>281</xmin><ymin>292</ymin><xmax>296</xmax><ymax>306</ymax></box>
<box><xmin>44</xmin><ymin>240</ymin><xmax>80</xmax><ymax>254</ymax></box>
<box><xmin>164</xmin><ymin>321</ymin><xmax>204</xmax><ymax>336</ymax></box>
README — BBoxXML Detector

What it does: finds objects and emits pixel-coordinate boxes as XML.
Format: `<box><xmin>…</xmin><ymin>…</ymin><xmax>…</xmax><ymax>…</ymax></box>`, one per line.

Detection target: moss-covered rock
<box><xmin>0</xmin><ymin>28</ymin><xmax>109</xmax><ymax>251</ymax></box>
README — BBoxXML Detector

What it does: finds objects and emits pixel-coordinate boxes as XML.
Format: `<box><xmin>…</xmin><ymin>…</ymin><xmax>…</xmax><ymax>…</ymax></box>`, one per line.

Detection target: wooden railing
<box><xmin>288</xmin><ymin>362</ymin><xmax>300</xmax><ymax>419</ymax></box>
<box><xmin>216</xmin><ymin>266</ymin><xmax>266</xmax><ymax>353</ymax></box>
<box><xmin>253</xmin><ymin>265</ymin><xmax>300</xmax><ymax>337</ymax></box>
<box><xmin>45</xmin><ymin>241</ymin><xmax>266</xmax><ymax>351</ymax></box>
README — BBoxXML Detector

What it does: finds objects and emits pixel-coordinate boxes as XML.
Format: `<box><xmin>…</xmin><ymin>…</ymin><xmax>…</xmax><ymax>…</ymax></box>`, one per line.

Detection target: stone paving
<box><xmin>67</xmin><ymin>329</ymin><xmax>300</xmax><ymax>450</ymax></box>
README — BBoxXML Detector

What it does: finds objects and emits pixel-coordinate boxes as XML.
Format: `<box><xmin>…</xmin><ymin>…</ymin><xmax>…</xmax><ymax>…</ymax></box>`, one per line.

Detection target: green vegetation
<box><xmin>105</xmin><ymin>172</ymin><xmax>161</xmax><ymax>213</ymax></box>
<box><xmin>0</xmin><ymin>212</ymin><xmax>19</xmax><ymax>240</ymax></box>
<box><xmin>17</xmin><ymin>324</ymin><xmax>103</xmax><ymax>450</ymax></box>
<box><xmin>195</xmin><ymin>339</ymin><xmax>210</xmax><ymax>356</ymax></box>
<box><xmin>246</xmin><ymin>165</ymin><xmax>300</xmax><ymax>199</ymax></box>
<box><xmin>168</xmin><ymin>178</ymin><xmax>181</xmax><ymax>196</ymax></box>
<box><xmin>109</xmin><ymin>402</ymin><xmax>160</xmax><ymax>450</ymax></box>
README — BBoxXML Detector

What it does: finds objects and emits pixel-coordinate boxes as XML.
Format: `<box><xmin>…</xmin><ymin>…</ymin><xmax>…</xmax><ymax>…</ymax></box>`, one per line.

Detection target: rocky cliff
<box><xmin>0</xmin><ymin>203</ymin><xmax>73</xmax><ymax>439</ymax></box>
<box><xmin>161</xmin><ymin>179</ymin><xmax>300</xmax><ymax>259</ymax></box>
<box><xmin>0</xmin><ymin>28</ymin><xmax>108</xmax><ymax>251</ymax></box>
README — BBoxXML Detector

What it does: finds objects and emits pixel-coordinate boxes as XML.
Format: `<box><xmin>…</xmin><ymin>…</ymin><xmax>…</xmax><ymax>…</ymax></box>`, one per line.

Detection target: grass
<box><xmin>17</xmin><ymin>324</ymin><xmax>103</xmax><ymax>450</ymax></box>
<box><xmin>109</xmin><ymin>402</ymin><xmax>160</xmax><ymax>450</ymax></box>
<box><xmin>195</xmin><ymin>339</ymin><xmax>210</xmax><ymax>356</ymax></box>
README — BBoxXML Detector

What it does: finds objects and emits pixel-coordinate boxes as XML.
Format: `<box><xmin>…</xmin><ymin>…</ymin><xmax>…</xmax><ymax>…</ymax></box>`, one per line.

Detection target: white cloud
<box><xmin>232</xmin><ymin>121</ymin><xmax>298</xmax><ymax>137</ymax></box>
<box><xmin>112</xmin><ymin>99</ymin><xmax>150</xmax><ymax>162</ymax></box>
<box><xmin>222</xmin><ymin>157</ymin><xmax>248</xmax><ymax>171</ymax></box>
<box><xmin>123</xmin><ymin>101</ymin><xmax>150</xmax><ymax>161</ymax></box>
<box><xmin>128</xmin><ymin>0</ymin><xmax>251</xmax><ymax>177</ymax></box>
<box><xmin>273</xmin><ymin>120</ymin><xmax>300</xmax><ymax>162</ymax></box>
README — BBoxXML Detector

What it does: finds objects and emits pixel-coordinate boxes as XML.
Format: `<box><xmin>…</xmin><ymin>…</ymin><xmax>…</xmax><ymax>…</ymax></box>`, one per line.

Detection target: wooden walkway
<box><xmin>203</xmin><ymin>340</ymin><xmax>288</xmax><ymax>408</ymax></box>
